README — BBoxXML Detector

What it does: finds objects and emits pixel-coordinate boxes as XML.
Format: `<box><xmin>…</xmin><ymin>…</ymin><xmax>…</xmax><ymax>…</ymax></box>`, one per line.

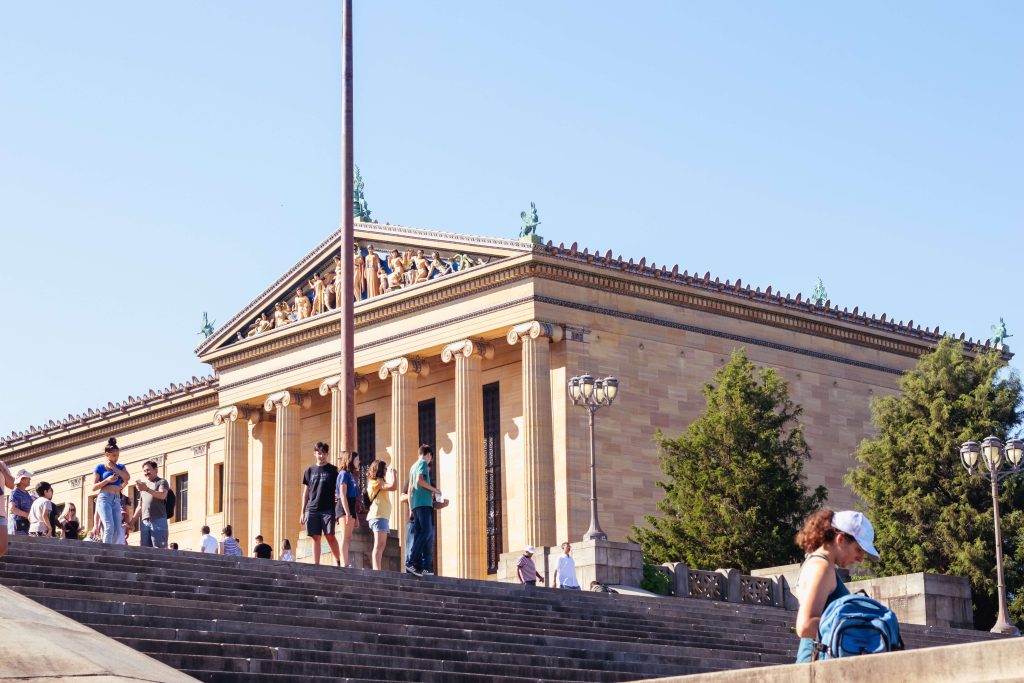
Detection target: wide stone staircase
<box><xmin>0</xmin><ymin>537</ymin><xmax>1002</xmax><ymax>682</ymax></box>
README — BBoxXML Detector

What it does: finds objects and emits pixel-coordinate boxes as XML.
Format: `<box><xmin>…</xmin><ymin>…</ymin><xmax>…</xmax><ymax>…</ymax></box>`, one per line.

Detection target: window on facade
<box><xmin>212</xmin><ymin>463</ymin><xmax>224</xmax><ymax>513</ymax></box>
<box><xmin>418</xmin><ymin>398</ymin><xmax>437</xmax><ymax>485</ymax></box>
<box><xmin>357</xmin><ymin>414</ymin><xmax>375</xmax><ymax>504</ymax></box>
<box><xmin>88</xmin><ymin>495</ymin><xmax>96</xmax><ymax>525</ymax></box>
<box><xmin>418</xmin><ymin>398</ymin><xmax>438</xmax><ymax>562</ymax></box>
<box><xmin>483</xmin><ymin>382</ymin><xmax>502</xmax><ymax>574</ymax></box>
<box><xmin>174</xmin><ymin>473</ymin><xmax>189</xmax><ymax>521</ymax></box>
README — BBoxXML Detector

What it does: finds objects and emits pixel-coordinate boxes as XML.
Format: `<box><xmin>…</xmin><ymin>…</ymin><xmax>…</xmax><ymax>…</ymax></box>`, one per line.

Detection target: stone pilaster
<box><xmin>507</xmin><ymin>321</ymin><xmax>563</xmax><ymax>548</ymax></box>
<box><xmin>441</xmin><ymin>339</ymin><xmax>494</xmax><ymax>579</ymax></box>
<box><xmin>213</xmin><ymin>405</ymin><xmax>252</xmax><ymax>548</ymax></box>
<box><xmin>379</xmin><ymin>357</ymin><xmax>429</xmax><ymax>542</ymax></box>
<box><xmin>319</xmin><ymin>373</ymin><xmax>369</xmax><ymax>465</ymax></box>
<box><xmin>264</xmin><ymin>391</ymin><xmax>304</xmax><ymax>556</ymax></box>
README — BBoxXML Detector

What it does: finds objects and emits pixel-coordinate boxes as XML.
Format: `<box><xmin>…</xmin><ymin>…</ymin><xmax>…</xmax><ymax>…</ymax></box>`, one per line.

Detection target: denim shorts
<box><xmin>369</xmin><ymin>517</ymin><xmax>389</xmax><ymax>533</ymax></box>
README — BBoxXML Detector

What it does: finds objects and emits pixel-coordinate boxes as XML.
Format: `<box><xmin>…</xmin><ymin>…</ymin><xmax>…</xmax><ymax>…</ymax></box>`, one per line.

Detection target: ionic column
<box><xmin>319</xmin><ymin>373</ymin><xmax>369</xmax><ymax>466</ymax></box>
<box><xmin>213</xmin><ymin>405</ymin><xmax>253</xmax><ymax>547</ymax></box>
<box><xmin>264</xmin><ymin>391</ymin><xmax>305</xmax><ymax>555</ymax></box>
<box><xmin>379</xmin><ymin>357</ymin><xmax>429</xmax><ymax>540</ymax></box>
<box><xmin>247</xmin><ymin>410</ymin><xmax>275</xmax><ymax>549</ymax></box>
<box><xmin>442</xmin><ymin>339</ymin><xmax>494</xmax><ymax>579</ymax></box>
<box><xmin>507</xmin><ymin>321</ymin><xmax>564</xmax><ymax>548</ymax></box>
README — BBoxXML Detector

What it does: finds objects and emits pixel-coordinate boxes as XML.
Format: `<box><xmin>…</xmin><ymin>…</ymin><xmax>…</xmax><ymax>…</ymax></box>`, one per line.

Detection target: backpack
<box><xmin>164</xmin><ymin>486</ymin><xmax>177</xmax><ymax>518</ymax></box>
<box><xmin>814</xmin><ymin>592</ymin><xmax>904</xmax><ymax>661</ymax></box>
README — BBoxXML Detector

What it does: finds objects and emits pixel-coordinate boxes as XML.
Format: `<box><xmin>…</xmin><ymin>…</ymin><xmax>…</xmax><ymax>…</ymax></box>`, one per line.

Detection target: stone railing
<box><xmin>661</xmin><ymin>563</ymin><xmax>784</xmax><ymax>608</ymax></box>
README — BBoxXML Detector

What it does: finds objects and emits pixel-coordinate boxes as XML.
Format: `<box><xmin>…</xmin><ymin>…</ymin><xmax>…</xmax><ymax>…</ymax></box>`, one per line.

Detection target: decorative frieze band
<box><xmin>191</xmin><ymin>444</ymin><xmax>208</xmax><ymax>459</ymax></box>
<box><xmin>507</xmin><ymin>321</ymin><xmax>564</xmax><ymax>345</ymax></box>
<box><xmin>67</xmin><ymin>476</ymin><xmax>83</xmax><ymax>488</ymax></box>
<box><xmin>441</xmin><ymin>339</ymin><xmax>495</xmax><ymax>364</ymax></box>
<box><xmin>378</xmin><ymin>357</ymin><xmax>429</xmax><ymax>380</ymax></box>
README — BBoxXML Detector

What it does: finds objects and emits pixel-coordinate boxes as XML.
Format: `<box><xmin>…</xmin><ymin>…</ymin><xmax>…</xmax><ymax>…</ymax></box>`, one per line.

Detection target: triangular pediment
<box><xmin>196</xmin><ymin>222</ymin><xmax>534</xmax><ymax>359</ymax></box>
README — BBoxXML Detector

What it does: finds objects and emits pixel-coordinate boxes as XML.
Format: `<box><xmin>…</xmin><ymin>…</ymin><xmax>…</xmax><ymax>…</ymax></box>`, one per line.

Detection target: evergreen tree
<box><xmin>848</xmin><ymin>338</ymin><xmax>1023</xmax><ymax>629</ymax></box>
<box><xmin>631</xmin><ymin>348</ymin><xmax>827</xmax><ymax>571</ymax></box>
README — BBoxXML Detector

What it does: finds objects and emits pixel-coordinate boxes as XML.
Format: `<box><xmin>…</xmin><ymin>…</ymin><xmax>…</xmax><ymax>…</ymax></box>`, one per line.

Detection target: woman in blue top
<box><xmin>91</xmin><ymin>438</ymin><xmax>130</xmax><ymax>544</ymax></box>
<box><xmin>794</xmin><ymin>509</ymin><xmax>880</xmax><ymax>663</ymax></box>
<box><xmin>336</xmin><ymin>451</ymin><xmax>360</xmax><ymax>567</ymax></box>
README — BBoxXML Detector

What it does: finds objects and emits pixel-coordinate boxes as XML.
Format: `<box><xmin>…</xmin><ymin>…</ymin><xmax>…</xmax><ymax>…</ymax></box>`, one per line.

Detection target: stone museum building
<box><xmin>0</xmin><ymin>222</ymin><xmax>984</xmax><ymax>578</ymax></box>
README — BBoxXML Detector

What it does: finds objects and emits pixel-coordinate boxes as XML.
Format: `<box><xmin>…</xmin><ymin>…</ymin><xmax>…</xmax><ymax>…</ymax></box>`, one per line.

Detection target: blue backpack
<box><xmin>814</xmin><ymin>592</ymin><xmax>904</xmax><ymax>660</ymax></box>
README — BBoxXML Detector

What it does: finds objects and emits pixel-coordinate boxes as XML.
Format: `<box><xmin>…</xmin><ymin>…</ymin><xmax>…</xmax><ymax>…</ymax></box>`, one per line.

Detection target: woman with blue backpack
<box><xmin>794</xmin><ymin>509</ymin><xmax>896</xmax><ymax>663</ymax></box>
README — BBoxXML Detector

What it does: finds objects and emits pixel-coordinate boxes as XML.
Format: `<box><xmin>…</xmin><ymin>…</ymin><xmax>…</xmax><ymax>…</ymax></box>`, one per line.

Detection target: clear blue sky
<box><xmin>1</xmin><ymin>2</ymin><xmax>1021</xmax><ymax>437</ymax></box>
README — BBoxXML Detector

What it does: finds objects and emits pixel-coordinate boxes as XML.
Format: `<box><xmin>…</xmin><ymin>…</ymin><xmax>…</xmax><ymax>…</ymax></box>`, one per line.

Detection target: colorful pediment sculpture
<box><xmin>233</xmin><ymin>241</ymin><xmax>490</xmax><ymax>344</ymax></box>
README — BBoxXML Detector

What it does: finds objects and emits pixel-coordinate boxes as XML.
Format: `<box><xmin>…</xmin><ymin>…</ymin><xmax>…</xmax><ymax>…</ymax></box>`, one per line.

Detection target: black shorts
<box><xmin>306</xmin><ymin>511</ymin><xmax>336</xmax><ymax>537</ymax></box>
<box><xmin>336</xmin><ymin>497</ymin><xmax>359</xmax><ymax>518</ymax></box>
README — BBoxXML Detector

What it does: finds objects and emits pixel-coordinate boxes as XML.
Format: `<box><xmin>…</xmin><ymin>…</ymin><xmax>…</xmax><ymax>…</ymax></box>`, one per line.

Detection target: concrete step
<box><xmin>0</xmin><ymin>537</ymin><xmax>1000</xmax><ymax>683</ymax></box>
<box><xmin>0</xmin><ymin>565</ymin><xmax>803</xmax><ymax>652</ymax></box>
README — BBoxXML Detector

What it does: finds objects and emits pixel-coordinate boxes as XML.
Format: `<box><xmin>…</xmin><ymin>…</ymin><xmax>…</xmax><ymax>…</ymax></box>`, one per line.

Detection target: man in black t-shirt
<box><xmin>300</xmin><ymin>441</ymin><xmax>341</xmax><ymax>566</ymax></box>
<box><xmin>252</xmin><ymin>534</ymin><xmax>273</xmax><ymax>559</ymax></box>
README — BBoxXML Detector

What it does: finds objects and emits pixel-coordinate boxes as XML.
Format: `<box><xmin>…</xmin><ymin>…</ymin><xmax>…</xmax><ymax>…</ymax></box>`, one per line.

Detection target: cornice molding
<box><xmin>2</xmin><ymin>377</ymin><xmax>218</xmax><ymax>449</ymax></box>
<box><xmin>1</xmin><ymin>393</ymin><xmax>219</xmax><ymax>465</ymax></box>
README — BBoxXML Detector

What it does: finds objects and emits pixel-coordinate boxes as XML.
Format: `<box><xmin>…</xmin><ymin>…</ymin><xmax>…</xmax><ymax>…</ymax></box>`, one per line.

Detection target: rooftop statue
<box><xmin>520</xmin><ymin>202</ymin><xmax>540</xmax><ymax>240</ymax></box>
<box><xmin>990</xmin><ymin>318</ymin><xmax>1011</xmax><ymax>348</ymax></box>
<box><xmin>198</xmin><ymin>312</ymin><xmax>216</xmax><ymax>339</ymax></box>
<box><xmin>354</xmin><ymin>166</ymin><xmax>372</xmax><ymax>221</ymax></box>
<box><xmin>811</xmin><ymin>278</ymin><xmax>828</xmax><ymax>306</ymax></box>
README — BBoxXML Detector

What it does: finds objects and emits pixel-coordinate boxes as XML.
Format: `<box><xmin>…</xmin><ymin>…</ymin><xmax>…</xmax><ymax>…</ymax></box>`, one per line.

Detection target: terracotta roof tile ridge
<box><xmin>1</xmin><ymin>374</ymin><xmax>219</xmax><ymax>449</ymax></box>
<box><xmin>542</xmin><ymin>240</ymin><xmax>1009</xmax><ymax>358</ymax></box>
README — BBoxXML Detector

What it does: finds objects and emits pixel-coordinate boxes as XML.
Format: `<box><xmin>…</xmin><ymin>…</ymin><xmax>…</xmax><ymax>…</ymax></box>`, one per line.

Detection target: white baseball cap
<box><xmin>833</xmin><ymin>510</ymin><xmax>879</xmax><ymax>561</ymax></box>
<box><xmin>524</xmin><ymin>545</ymin><xmax>536</xmax><ymax>555</ymax></box>
<box><xmin>14</xmin><ymin>469</ymin><xmax>32</xmax><ymax>484</ymax></box>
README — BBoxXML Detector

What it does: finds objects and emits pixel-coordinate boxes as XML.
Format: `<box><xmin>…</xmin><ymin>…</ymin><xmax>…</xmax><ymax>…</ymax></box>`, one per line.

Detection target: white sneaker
<box><xmin>420</xmin><ymin>569</ymin><xmax>434</xmax><ymax>576</ymax></box>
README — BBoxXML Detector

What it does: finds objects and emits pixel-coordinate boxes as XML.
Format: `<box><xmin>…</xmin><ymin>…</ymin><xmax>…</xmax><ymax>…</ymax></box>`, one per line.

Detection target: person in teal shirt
<box><xmin>406</xmin><ymin>445</ymin><xmax>440</xmax><ymax>576</ymax></box>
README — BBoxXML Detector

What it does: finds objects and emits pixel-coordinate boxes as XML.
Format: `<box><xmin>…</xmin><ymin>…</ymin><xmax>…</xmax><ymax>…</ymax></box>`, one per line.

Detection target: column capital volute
<box><xmin>442</xmin><ymin>339</ymin><xmax>495</xmax><ymax>364</ymax></box>
<box><xmin>507</xmin><ymin>321</ymin><xmax>564</xmax><ymax>345</ymax></box>
<box><xmin>318</xmin><ymin>374</ymin><xmax>369</xmax><ymax>396</ymax></box>
<box><xmin>263</xmin><ymin>390</ymin><xmax>307</xmax><ymax>413</ymax></box>
<box><xmin>378</xmin><ymin>357</ymin><xmax>429</xmax><ymax>380</ymax></box>
<box><xmin>212</xmin><ymin>405</ymin><xmax>253</xmax><ymax>426</ymax></box>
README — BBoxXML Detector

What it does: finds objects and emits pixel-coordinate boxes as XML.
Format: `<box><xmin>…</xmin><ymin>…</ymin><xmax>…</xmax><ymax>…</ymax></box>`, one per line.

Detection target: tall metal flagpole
<box><xmin>340</xmin><ymin>0</ymin><xmax>356</xmax><ymax>460</ymax></box>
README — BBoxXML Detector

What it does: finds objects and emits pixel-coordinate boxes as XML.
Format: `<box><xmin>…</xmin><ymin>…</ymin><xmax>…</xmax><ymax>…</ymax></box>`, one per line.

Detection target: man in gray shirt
<box><xmin>132</xmin><ymin>460</ymin><xmax>169</xmax><ymax>548</ymax></box>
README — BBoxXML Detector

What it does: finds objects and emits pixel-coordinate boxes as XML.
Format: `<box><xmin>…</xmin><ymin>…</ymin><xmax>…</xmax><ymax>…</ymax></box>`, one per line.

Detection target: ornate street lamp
<box><xmin>568</xmin><ymin>373</ymin><xmax>620</xmax><ymax>542</ymax></box>
<box><xmin>959</xmin><ymin>436</ymin><xmax>1023</xmax><ymax>635</ymax></box>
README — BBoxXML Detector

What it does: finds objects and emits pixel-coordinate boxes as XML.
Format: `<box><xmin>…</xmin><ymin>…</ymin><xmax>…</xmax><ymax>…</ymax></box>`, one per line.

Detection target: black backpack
<box><xmin>164</xmin><ymin>486</ymin><xmax>177</xmax><ymax>518</ymax></box>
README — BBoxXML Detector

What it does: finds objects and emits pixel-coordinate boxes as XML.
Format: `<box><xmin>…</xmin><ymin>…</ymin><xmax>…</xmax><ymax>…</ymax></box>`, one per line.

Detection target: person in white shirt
<box><xmin>199</xmin><ymin>525</ymin><xmax>219</xmax><ymax>553</ymax></box>
<box><xmin>552</xmin><ymin>541</ymin><xmax>581</xmax><ymax>590</ymax></box>
<box><xmin>28</xmin><ymin>482</ymin><xmax>53</xmax><ymax>537</ymax></box>
<box><xmin>281</xmin><ymin>539</ymin><xmax>295</xmax><ymax>562</ymax></box>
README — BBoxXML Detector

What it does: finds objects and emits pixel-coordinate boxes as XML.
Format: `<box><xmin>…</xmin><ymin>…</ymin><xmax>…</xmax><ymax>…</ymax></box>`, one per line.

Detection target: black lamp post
<box><xmin>959</xmin><ymin>436</ymin><xmax>1023</xmax><ymax>635</ymax></box>
<box><xmin>568</xmin><ymin>373</ymin><xmax>619</xmax><ymax>542</ymax></box>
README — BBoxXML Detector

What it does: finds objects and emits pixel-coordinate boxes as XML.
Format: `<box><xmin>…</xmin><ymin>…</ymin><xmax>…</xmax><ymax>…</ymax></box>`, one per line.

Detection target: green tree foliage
<box><xmin>848</xmin><ymin>338</ymin><xmax>1023</xmax><ymax>629</ymax></box>
<box><xmin>631</xmin><ymin>348</ymin><xmax>827</xmax><ymax>571</ymax></box>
